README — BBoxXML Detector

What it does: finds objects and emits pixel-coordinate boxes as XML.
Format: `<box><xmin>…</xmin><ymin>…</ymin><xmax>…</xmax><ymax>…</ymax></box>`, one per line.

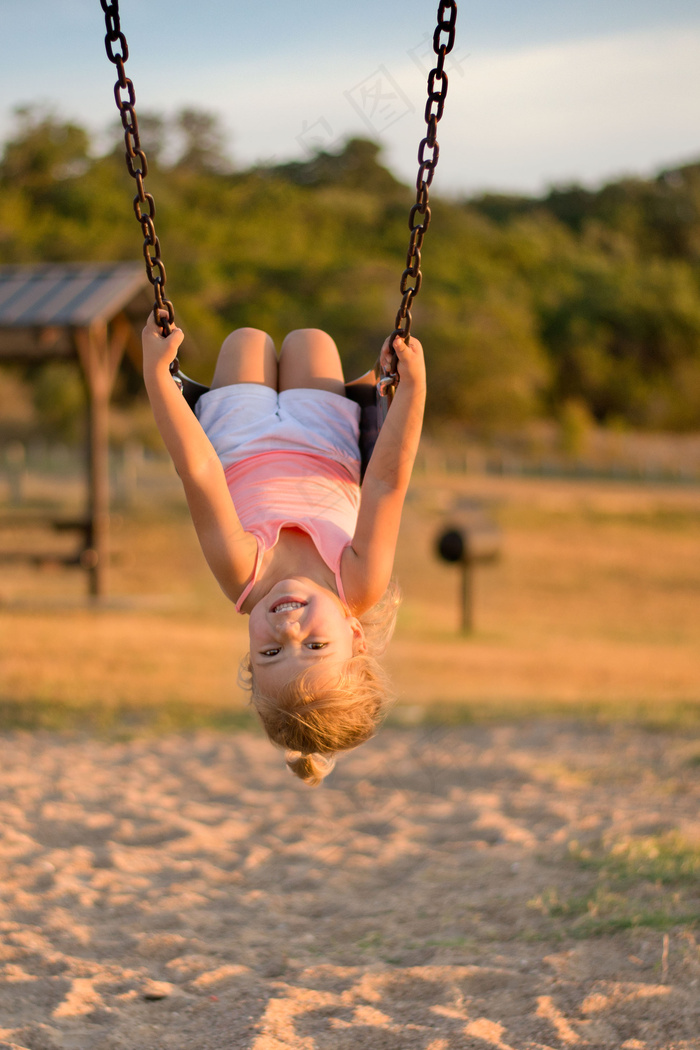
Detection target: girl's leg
<box><xmin>278</xmin><ymin>328</ymin><xmax>346</xmax><ymax>396</ymax></box>
<box><xmin>211</xmin><ymin>328</ymin><xmax>277</xmax><ymax>390</ymax></box>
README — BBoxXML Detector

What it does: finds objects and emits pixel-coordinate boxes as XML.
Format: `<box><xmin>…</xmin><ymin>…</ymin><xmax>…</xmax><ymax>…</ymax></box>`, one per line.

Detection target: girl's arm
<box><xmin>142</xmin><ymin>316</ymin><xmax>257</xmax><ymax>601</ymax></box>
<box><xmin>342</xmin><ymin>334</ymin><xmax>426</xmax><ymax>612</ymax></box>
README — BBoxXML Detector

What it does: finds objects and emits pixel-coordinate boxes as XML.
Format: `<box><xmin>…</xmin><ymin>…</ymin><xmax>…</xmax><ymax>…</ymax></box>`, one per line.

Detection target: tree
<box><xmin>270</xmin><ymin>138</ymin><xmax>402</xmax><ymax>194</ymax></box>
<box><xmin>0</xmin><ymin>105</ymin><xmax>90</xmax><ymax>197</ymax></box>
<box><xmin>173</xmin><ymin>109</ymin><xmax>231</xmax><ymax>174</ymax></box>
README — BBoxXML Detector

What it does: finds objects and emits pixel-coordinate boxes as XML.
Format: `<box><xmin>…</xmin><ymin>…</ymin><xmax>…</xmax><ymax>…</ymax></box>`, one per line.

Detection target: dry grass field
<box><xmin>1</xmin><ymin>466</ymin><xmax>699</xmax><ymax>727</ymax></box>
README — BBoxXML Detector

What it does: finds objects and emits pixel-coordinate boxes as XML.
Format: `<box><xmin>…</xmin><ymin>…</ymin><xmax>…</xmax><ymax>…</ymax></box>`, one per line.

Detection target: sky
<box><xmin>1</xmin><ymin>0</ymin><xmax>699</xmax><ymax>197</ymax></box>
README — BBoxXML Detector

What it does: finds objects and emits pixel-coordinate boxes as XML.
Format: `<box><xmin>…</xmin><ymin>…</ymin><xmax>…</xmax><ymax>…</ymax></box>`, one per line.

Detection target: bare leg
<box><xmin>278</xmin><ymin>328</ymin><xmax>346</xmax><ymax>396</ymax></box>
<box><xmin>211</xmin><ymin>327</ymin><xmax>277</xmax><ymax>390</ymax></box>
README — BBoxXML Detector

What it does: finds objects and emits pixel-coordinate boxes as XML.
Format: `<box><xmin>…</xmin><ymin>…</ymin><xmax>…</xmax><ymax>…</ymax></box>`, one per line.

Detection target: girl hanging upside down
<box><xmin>142</xmin><ymin>317</ymin><xmax>425</xmax><ymax>785</ymax></box>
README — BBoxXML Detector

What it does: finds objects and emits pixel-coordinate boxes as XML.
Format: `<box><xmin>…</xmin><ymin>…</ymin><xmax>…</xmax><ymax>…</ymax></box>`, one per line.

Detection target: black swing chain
<box><xmin>384</xmin><ymin>0</ymin><xmax>457</xmax><ymax>391</ymax></box>
<box><xmin>101</xmin><ymin>0</ymin><xmax>455</xmax><ymax>393</ymax></box>
<box><xmin>100</xmin><ymin>0</ymin><xmax>183</xmax><ymax>379</ymax></box>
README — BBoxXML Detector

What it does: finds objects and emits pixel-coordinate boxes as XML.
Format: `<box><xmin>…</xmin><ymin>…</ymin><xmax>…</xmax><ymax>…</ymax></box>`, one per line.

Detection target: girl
<box><xmin>142</xmin><ymin>317</ymin><xmax>425</xmax><ymax>784</ymax></box>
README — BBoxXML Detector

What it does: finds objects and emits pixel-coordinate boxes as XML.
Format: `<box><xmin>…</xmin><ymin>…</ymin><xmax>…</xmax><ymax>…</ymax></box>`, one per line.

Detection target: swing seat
<box><xmin>177</xmin><ymin>371</ymin><xmax>211</xmax><ymax>411</ymax></box>
<box><xmin>174</xmin><ymin>366</ymin><xmax>383</xmax><ymax>481</ymax></box>
<box><xmin>344</xmin><ymin>368</ymin><xmax>382</xmax><ymax>481</ymax></box>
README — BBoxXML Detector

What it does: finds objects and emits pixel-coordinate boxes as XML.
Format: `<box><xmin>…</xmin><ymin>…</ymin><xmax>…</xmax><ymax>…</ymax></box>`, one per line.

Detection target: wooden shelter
<box><xmin>0</xmin><ymin>262</ymin><xmax>152</xmax><ymax>596</ymax></box>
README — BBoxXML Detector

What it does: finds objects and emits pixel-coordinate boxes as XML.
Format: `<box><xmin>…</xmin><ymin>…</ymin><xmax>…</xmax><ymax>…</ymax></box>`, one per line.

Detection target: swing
<box><xmin>100</xmin><ymin>0</ymin><xmax>457</xmax><ymax>477</ymax></box>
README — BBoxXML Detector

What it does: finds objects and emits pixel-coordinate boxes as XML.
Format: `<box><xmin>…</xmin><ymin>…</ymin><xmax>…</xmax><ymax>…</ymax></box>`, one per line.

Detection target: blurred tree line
<box><xmin>1</xmin><ymin>104</ymin><xmax>700</xmax><ymax>436</ymax></box>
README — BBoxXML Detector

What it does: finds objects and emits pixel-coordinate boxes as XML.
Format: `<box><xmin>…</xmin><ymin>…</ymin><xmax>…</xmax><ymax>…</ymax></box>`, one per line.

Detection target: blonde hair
<box><xmin>240</xmin><ymin>582</ymin><xmax>401</xmax><ymax>786</ymax></box>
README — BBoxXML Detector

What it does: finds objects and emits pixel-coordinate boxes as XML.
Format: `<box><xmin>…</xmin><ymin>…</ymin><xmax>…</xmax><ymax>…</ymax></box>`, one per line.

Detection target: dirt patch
<box><xmin>0</xmin><ymin>722</ymin><xmax>699</xmax><ymax>1048</ymax></box>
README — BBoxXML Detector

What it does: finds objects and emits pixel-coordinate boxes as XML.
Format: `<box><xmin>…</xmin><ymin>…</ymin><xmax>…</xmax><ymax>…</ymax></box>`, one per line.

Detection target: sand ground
<box><xmin>1</xmin><ymin>722</ymin><xmax>699</xmax><ymax>1050</ymax></box>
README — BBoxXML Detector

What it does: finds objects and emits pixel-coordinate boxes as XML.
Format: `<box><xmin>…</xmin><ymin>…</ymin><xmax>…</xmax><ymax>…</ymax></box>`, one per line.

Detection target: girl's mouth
<box><xmin>270</xmin><ymin>599</ymin><xmax>308</xmax><ymax>614</ymax></box>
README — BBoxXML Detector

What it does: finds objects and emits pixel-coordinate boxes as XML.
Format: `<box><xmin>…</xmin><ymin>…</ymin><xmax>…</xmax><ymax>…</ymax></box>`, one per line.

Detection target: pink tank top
<box><xmin>224</xmin><ymin>450</ymin><xmax>360</xmax><ymax>613</ymax></box>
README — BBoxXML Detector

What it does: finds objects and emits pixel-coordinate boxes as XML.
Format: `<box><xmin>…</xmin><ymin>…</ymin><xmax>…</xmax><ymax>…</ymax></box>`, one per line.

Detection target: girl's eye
<box><xmin>261</xmin><ymin>648</ymin><xmax>280</xmax><ymax>657</ymax></box>
<box><xmin>306</xmin><ymin>642</ymin><xmax>328</xmax><ymax>650</ymax></box>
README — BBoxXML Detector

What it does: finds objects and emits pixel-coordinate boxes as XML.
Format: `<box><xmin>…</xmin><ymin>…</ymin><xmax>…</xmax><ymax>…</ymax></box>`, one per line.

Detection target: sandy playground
<box><xmin>0</xmin><ymin>720</ymin><xmax>699</xmax><ymax>1050</ymax></box>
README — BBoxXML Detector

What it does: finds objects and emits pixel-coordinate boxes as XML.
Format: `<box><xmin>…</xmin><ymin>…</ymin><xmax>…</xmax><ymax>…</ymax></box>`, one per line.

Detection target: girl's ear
<box><xmin>349</xmin><ymin>617</ymin><xmax>367</xmax><ymax>654</ymax></box>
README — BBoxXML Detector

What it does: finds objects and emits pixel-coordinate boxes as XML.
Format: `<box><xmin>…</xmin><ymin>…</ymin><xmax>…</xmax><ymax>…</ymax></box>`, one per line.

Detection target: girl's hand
<box><xmin>380</xmin><ymin>333</ymin><xmax>426</xmax><ymax>390</ymax></box>
<box><xmin>142</xmin><ymin>312</ymin><xmax>184</xmax><ymax>371</ymax></box>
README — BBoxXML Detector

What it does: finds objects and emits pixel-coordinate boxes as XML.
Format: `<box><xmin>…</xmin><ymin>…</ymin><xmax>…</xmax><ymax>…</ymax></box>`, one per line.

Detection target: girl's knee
<box><xmin>280</xmin><ymin>329</ymin><xmax>337</xmax><ymax>355</ymax></box>
<box><xmin>283</xmin><ymin>326</ymin><xmax>333</xmax><ymax>340</ymax></box>
<box><xmin>285</xmin><ymin>328</ymin><xmax>329</xmax><ymax>339</ymax></box>
<box><xmin>222</xmin><ymin>327</ymin><xmax>275</xmax><ymax>352</ymax></box>
<box><xmin>278</xmin><ymin>328</ymin><xmax>344</xmax><ymax>391</ymax></box>
<box><xmin>212</xmin><ymin>327</ymin><xmax>277</xmax><ymax>389</ymax></box>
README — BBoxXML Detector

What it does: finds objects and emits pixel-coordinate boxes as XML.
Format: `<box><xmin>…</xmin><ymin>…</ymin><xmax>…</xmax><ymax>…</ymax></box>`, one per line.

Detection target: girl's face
<box><xmin>248</xmin><ymin>577</ymin><xmax>365</xmax><ymax>696</ymax></box>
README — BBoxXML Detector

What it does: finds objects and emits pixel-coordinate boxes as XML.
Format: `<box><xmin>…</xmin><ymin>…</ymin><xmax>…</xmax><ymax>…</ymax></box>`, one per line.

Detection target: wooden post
<box><xmin>73</xmin><ymin>320</ymin><xmax>126</xmax><ymax>598</ymax></box>
<box><xmin>6</xmin><ymin>440</ymin><xmax>26</xmax><ymax>505</ymax></box>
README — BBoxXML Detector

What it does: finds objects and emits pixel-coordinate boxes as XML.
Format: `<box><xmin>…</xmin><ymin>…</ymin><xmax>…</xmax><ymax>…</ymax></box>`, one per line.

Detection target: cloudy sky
<box><xmin>2</xmin><ymin>0</ymin><xmax>699</xmax><ymax>196</ymax></box>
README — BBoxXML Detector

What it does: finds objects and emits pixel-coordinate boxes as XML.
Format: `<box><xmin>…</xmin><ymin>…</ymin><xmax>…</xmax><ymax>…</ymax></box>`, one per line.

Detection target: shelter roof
<box><xmin>0</xmin><ymin>263</ymin><xmax>150</xmax><ymax>329</ymax></box>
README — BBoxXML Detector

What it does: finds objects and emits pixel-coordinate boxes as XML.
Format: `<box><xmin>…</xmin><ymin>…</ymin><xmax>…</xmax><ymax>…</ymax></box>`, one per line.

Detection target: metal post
<box><xmin>436</xmin><ymin>519</ymin><xmax>501</xmax><ymax>637</ymax></box>
<box><xmin>461</xmin><ymin>560</ymin><xmax>474</xmax><ymax>635</ymax></box>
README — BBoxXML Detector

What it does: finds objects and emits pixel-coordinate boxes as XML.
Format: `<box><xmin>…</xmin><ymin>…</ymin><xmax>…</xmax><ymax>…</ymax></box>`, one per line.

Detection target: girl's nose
<box><xmin>277</xmin><ymin>618</ymin><xmax>301</xmax><ymax>638</ymax></box>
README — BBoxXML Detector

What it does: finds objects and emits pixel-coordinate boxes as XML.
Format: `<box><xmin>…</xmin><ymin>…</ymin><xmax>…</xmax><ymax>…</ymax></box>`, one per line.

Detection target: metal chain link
<box><xmin>383</xmin><ymin>0</ymin><xmax>457</xmax><ymax>394</ymax></box>
<box><xmin>100</xmin><ymin>0</ymin><xmax>181</xmax><ymax>376</ymax></box>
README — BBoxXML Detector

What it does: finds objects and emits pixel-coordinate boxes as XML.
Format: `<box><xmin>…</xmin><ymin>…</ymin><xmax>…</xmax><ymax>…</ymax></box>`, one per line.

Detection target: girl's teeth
<box><xmin>274</xmin><ymin>601</ymin><xmax>305</xmax><ymax>612</ymax></box>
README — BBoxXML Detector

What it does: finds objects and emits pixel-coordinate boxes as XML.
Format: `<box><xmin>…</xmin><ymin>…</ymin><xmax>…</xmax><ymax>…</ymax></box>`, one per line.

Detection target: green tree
<box><xmin>271</xmin><ymin>138</ymin><xmax>403</xmax><ymax>194</ymax></box>
<box><xmin>2</xmin><ymin>108</ymin><xmax>700</xmax><ymax>435</ymax></box>
<box><xmin>173</xmin><ymin>109</ymin><xmax>231</xmax><ymax>174</ymax></box>
<box><xmin>0</xmin><ymin>105</ymin><xmax>90</xmax><ymax>206</ymax></box>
